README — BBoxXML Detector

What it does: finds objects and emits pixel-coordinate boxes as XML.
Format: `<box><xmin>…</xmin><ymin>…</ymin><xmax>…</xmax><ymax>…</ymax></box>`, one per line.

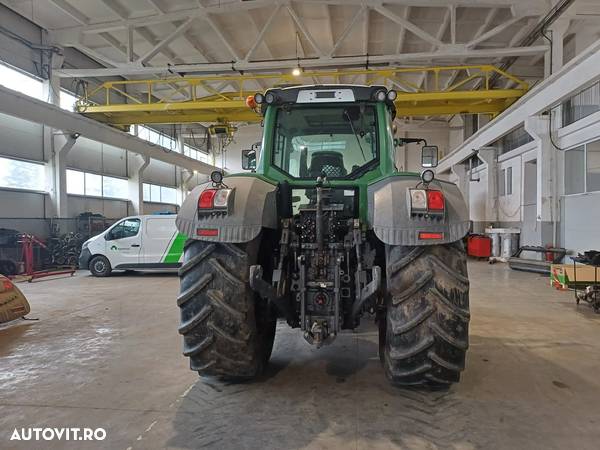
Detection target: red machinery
<box><xmin>15</xmin><ymin>234</ymin><xmax>76</xmax><ymax>282</ymax></box>
<box><xmin>467</xmin><ymin>234</ymin><xmax>492</xmax><ymax>259</ymax></box>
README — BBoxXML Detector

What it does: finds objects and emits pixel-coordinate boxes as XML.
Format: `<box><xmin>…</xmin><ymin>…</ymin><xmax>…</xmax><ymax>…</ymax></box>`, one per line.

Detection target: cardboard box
<box><xmin>551</xmin><ymin>263</ymin><xmax>600</xmax><ymax>289</ymax></box>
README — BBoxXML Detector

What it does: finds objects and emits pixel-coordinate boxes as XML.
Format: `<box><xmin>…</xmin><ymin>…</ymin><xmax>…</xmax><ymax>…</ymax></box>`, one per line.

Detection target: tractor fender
<box><xmin>176</xmin><ymin>176</ymin><xmax>277</xmax><ymax>243</ymax></box>
<box><xmin>368</xmin><ymin>176</ymin><xmax>469</xmax><ymax>246</ymax></box>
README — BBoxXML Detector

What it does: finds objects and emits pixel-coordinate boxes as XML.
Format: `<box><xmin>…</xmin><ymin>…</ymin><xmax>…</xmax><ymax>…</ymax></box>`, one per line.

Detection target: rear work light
<box><xmin>198</xmin><ymin>188</ymin><xmax>234</xmax><ymax>214</ymax></box>
<box><xmin>408</xmin><ymin>189</ymin><xmax>445</xmax><ymax>215</ymax></box>
<box><xmin>409</xmin><ymin>189</ymin><xmax>428</xmax><ymax>211</ymax></box>
<box><xmin>213</xmin><ymin>189</ymin><xmax>232</xmax><ymax>208</ymax></box>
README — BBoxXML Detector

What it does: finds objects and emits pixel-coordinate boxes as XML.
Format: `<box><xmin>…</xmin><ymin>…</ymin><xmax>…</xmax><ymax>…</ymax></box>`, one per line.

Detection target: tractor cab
<box><xmin>251</xmin><ymin>85</ymin><xmax>398</xmax><ymax>183</ymax></box>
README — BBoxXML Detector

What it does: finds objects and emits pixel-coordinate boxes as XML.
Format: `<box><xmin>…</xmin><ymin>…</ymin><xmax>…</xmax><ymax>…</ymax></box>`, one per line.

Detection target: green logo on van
<box><xmin>110</xmin><ymin>245</ymin><xmax>118</xmax><ymax>251</ymax></box>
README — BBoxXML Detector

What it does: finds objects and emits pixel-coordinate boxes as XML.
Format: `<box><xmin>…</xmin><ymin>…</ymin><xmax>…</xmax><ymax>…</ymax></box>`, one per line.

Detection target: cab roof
<box><xmin>259</xmin><ymin>84</ymin><xmax>396</xmax><ymax>115</ymax></box>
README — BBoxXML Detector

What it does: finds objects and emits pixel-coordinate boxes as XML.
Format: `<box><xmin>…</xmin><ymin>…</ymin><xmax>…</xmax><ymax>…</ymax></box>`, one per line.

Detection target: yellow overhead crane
<box><xmin>75</xmin><ymin>65</ymin><xmax>528</xmax><ymax>127</ymax></box>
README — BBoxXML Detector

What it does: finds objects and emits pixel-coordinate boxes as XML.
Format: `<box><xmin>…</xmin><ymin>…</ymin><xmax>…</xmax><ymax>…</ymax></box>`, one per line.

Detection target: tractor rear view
<box><xmin>175</xmin><ymin>85</ymin><xmax>470</xmax><ymax>387</ymax></box>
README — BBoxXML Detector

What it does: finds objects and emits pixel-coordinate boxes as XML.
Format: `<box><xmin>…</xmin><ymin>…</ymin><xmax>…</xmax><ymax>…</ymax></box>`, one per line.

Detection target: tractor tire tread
<box><xmin>178</xmin><ymin>239</ymin><xmax>275</xmax><ymax>380</ymax></box>
<box><xmin>383</xmin><ymin>242</ymin><xmax>470</xmax><ymax>387</ymax></box>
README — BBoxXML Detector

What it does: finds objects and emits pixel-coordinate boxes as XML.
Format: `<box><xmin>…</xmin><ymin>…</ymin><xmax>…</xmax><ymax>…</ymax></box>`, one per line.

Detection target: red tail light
<box><xmin>198</xmin><ymin>189</ymin><xmax>217</xmax><ymax>209</ymax></box>
<box><xmin>419</xmin><ymin>232</ymin><xmax>444</xmax><ymax>240</ymax></box>
<box><xmin>197</xmin><ymin>228</ymin><xmax>219</xmax><ymax>237</ymax></box>
<box><xmin>2</xmin><ymin>279</ymin><xmax>13</xmax><ymax>291</ymax></box>
<box><xmin>427</xmin><ymin>190</ymin><xmax>445</xmax><ymax>211</ymax></box>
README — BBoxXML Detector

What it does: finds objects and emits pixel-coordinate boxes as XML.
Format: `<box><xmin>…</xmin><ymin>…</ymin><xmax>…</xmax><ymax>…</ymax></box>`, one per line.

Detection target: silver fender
<box><xmin>176</xmin><ymin>176</ymin><xmax>277</xmax><ymax>243</ymax></box>
<box><xmin>368</xmin><ymin>176</ymin><xmax>469</xmax><ymax>246</ymax></box>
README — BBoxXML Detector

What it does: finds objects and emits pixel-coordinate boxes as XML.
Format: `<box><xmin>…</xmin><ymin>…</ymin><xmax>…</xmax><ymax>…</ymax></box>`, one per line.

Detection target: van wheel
<box><xmin>89</xmin><ymin>255</ymin><xmax>112</xmax><ymax>277</ymax></box>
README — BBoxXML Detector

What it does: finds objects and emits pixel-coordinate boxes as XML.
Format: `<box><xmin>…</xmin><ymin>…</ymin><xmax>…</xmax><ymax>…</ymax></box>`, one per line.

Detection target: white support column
<box><xmin>43</xmin><ymin>40</ymin><xmax>69</xmax><ymax>217</ymax></box>
<box><xmin>544</xmin><ymin>18</ymin><xmax>570</xmax><ymax>77</ymax></box>
<box><xmin>525</xmin><ymin>115</ymin><xmax>555</xmax><ymax>224</ymax></box>
<box><xmin>451</xmin><ymin>163</ymin><xmax>470</xmax><ymax>212</ymax></box>
<box><xmin>128</xmin><ymin>155</ymin><xmax>150</xmax><ymax>215</ymax></box>
<box><xmin>42</xmin><ymin>37</ymin><xmax>64</xmax><ymax>161</ymax></box>
<box><xmin>551</xmin><ymin>19</ymin><xmax>569</xmax><ymax>74</ymax></box>
<box><xmin>177</xmin><ymin>132</ymin><xmax>185</xmax><ymax>154</ymax></box>
<box><xmin>477</xmin><ymin>146</ymin><xmax>498</xmax><ymax>223</ymax></box>
<box><xmin>180</xmin><ymin>169</ymin><xmax>194</xmax><ymax>202</ymax></box>
<box><xmin>524</xmin><ymin>114</ymin><xmax>559</xmax><ymax>246</ymax></box>
<box><xmin>48</xmin><ymin>135</ymin><xmax>77</xmax><ymax>218</ymax></box>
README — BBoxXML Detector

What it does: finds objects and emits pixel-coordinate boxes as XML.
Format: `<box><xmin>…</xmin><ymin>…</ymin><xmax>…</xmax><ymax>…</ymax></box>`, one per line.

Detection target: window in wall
<box><xmin>564</xmin><ymin>146</ymin><xmax>585</xmax><ymax>195</ymax></box>
<box><xmin>102</xmin><ymin>175</ymin><xmax>129</xmax><ymax>198</ymax></box>
<box><xmin>586</xmin><ymin>140</ymin><xmax>600</xmax><ymax>193</ymax></box>
<box><xmin>161</xmin><ymin>186</ymin><xmax>177</xmax><ymax>204</ymax></box>
<box><xmin>60</xmin><ymin>90</ymin><xmax>78</xmax><ymax>111</ymax></box>
<box><xmin>0</xmin><ymin>63</ymin><xmax>44</xmax><ymax>101</ymax></box>
<box><xmin>85</xmin><ymin>172</ymin><xmax>102</xmax><ymax>197</ymax></box>
<box><xmin>66</xmin><ymin>169</ymin><xmax>85</xmax><ymax>195</ymax></box>
<box><xmin>0</xmin><ymin>157</ymin><xmax>46</xmax><ymax>191</ymax></box>
<box><xmin>499</xmin><ymin>166</ymin><xmax>514</xmax><ymax>197</ymax></box>
<box><xmin>137</xmin><ymin>126</ymin><xmax>177</xmax><ymax>151</ymax></box>
<box><xmin>150</xmin><ymin>184</ymin><xmax>161</xmax><ymax>202</ymax></box>
<box><xmin>66</xmin><ymin>169</ymin><xmax>128</xmax><ymax>199</ymax></box>
<box><xmin>143</xmin><ymin>183</ymin><xmax>179</xmax><ymax>204</ymax></box>
<box><xmin>561</xmin><ymin>81</ymin><xmax>600</xmax><ymax>127</ymax></box>
<box><xmin>492</xmin><ymin>125</ymin><xmax>534</xmax><ymax>155</ymax></box>
<box><xmin>184</xmin><ymin>144</ymin><xmax>210</xmax><ymax>163</ymax></box>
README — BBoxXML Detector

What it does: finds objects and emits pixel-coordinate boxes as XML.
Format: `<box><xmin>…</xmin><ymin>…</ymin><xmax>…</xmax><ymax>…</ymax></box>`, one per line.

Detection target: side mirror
<box><xmin>421</xmin><ymin>145</ymin><xmax>439</xmax><ymax>168</ymax></box>
<box><xmin>241</xmin><ymin>149</ymin><xmax>256</xmax><ymax>171</ymax></box>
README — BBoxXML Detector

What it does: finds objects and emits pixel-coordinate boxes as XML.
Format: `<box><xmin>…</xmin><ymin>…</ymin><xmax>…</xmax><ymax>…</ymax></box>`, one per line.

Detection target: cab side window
<box><xmin>106</xmin><ymin>219</ymin><xmax>140</xmax><ymax>241</ymax></box>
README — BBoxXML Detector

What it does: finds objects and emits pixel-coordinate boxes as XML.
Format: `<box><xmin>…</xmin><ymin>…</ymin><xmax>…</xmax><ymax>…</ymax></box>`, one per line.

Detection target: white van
<box><xmin>79</xmin><ymin>214</ymin><xmax>185</xmax><ymax>277</ymax></box>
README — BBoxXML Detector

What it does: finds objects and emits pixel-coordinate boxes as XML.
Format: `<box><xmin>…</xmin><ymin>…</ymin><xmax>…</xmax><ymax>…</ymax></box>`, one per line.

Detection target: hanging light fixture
<box><xmin>292</xmin><ymin>32</ymin><xmax>302</xmax><ymax>76</ymax></box>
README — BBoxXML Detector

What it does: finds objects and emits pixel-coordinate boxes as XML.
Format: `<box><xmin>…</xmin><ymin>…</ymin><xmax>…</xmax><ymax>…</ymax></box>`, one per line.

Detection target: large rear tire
<box><xmin>177</xmin><ymin>238</ymin><xmax>276</xmax><ymax>380</ymax></box>
<box><xmin>381</xmin><ymin>241</ymin><xmax>470</xmax><ymax>387</ymax></box>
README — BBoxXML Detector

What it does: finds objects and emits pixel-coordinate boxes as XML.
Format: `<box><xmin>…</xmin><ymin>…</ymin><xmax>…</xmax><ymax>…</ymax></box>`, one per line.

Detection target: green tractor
<box><xmin>175</xmin><ymin>85</ymin><xmax>470</xmax><ymax>387</ymax></box>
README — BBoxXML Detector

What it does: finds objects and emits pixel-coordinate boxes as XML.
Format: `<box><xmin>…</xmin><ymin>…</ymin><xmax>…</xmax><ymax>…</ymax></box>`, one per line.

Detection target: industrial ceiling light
<box><xmin>292</xmin><ymin>35</ymin><xmax>302</xmax><ymax>77</ymax></box>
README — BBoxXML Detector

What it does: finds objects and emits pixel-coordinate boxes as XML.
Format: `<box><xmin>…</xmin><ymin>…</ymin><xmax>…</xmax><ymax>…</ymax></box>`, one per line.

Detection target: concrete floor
<box><xmin>1</xmin><ymin>262</ymin><xmax>600</xmax><ymax>450</ymax></box>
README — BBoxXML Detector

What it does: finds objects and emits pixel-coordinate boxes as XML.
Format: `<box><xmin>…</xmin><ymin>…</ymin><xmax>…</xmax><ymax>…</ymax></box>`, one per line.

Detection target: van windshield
<box><xmin>272</xmin><ymin>105</ymin><xmax>377</xmax><ymax>179</ymax></box>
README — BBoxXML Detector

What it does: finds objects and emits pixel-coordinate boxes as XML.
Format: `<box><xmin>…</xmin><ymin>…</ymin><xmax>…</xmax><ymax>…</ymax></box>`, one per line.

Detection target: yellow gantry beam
<box><xmin>75</xmin><ymin>65</ymin><xmax>528</xmax><ymax>126</ymax></box>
